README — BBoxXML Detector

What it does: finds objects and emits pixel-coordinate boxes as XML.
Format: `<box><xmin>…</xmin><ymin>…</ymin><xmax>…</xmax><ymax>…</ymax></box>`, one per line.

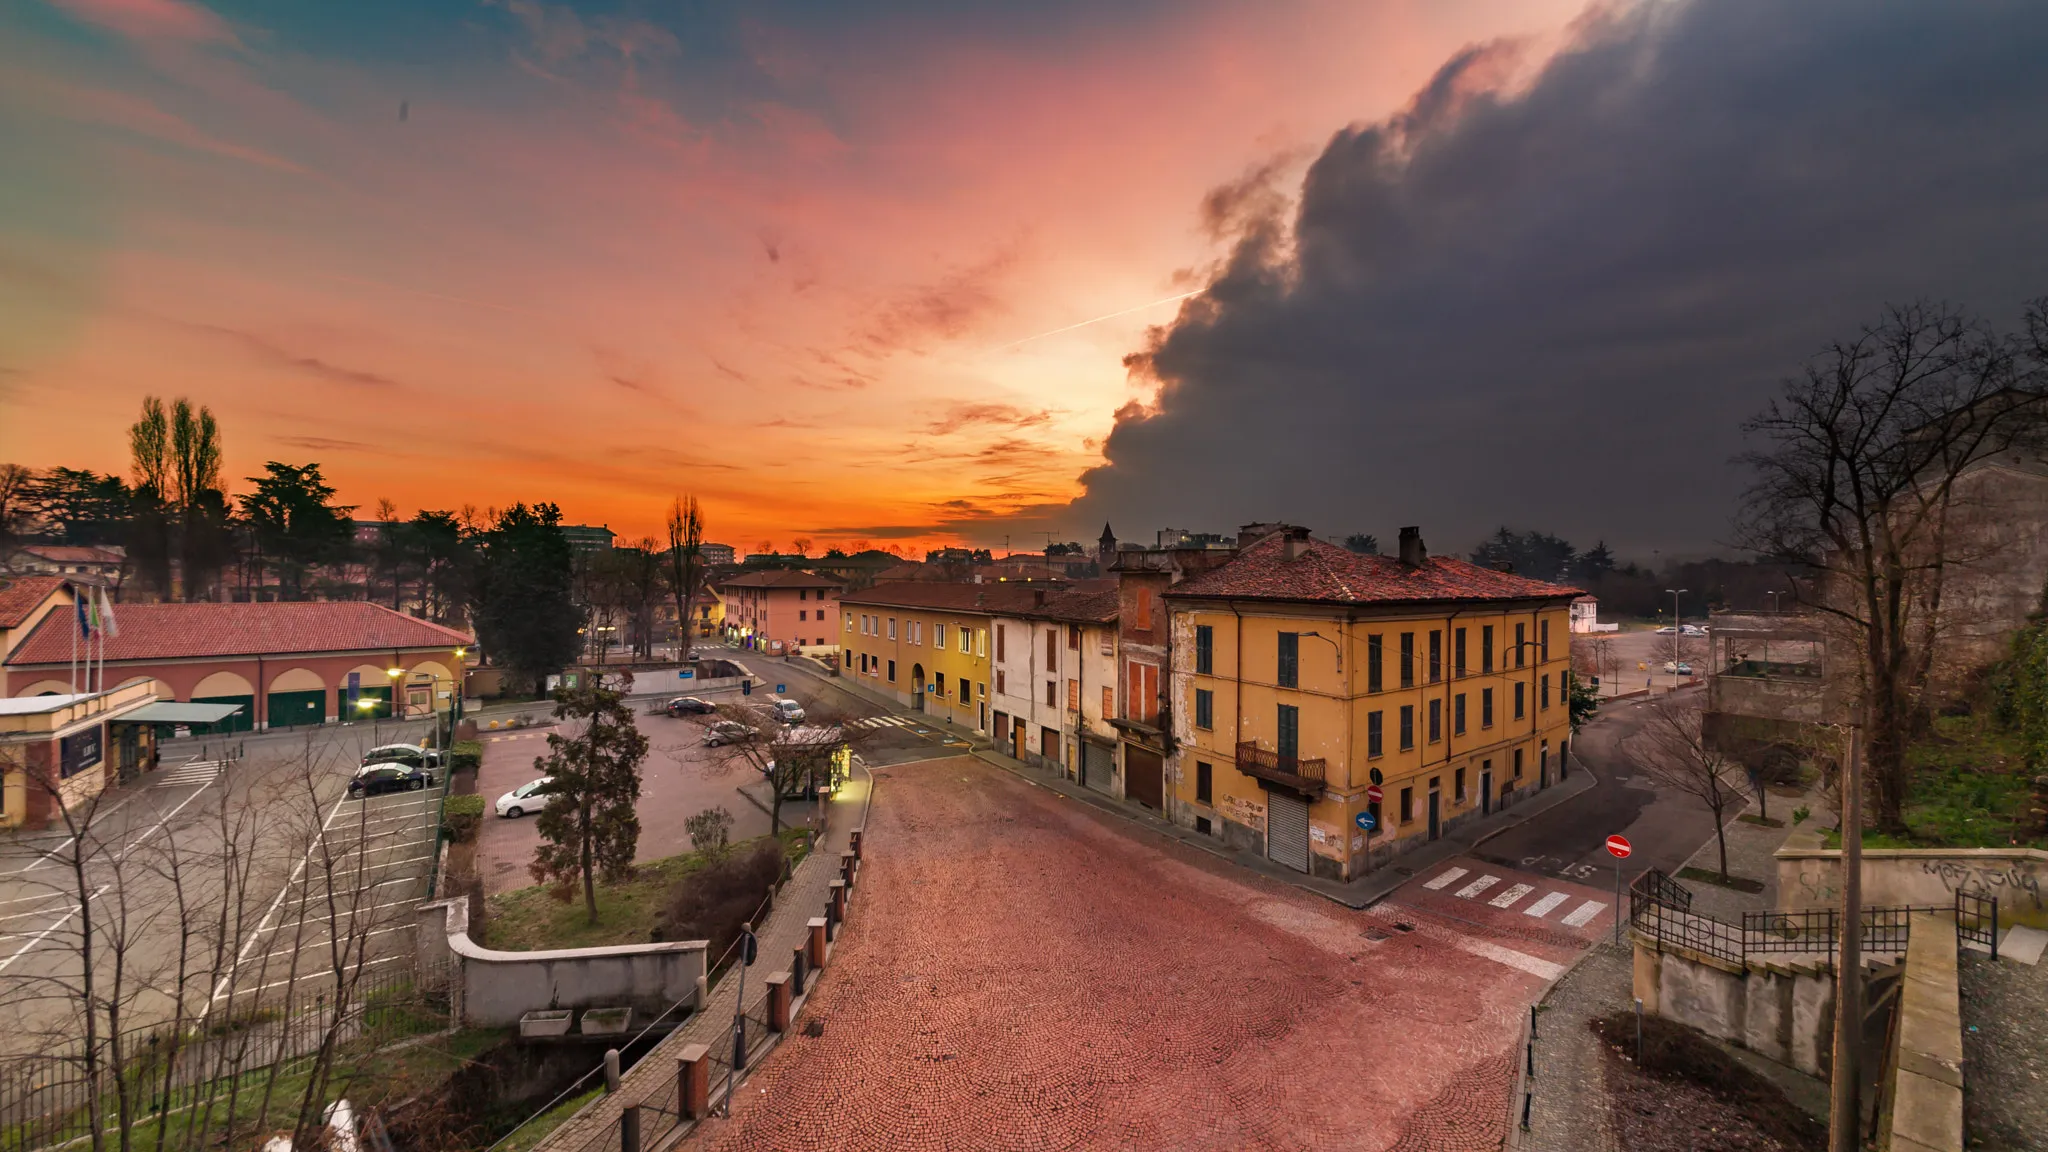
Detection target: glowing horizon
<box><xmin>0</xmin><ymin>0</ymin><xmax>1585</xmax><ymax>554</ymax></box>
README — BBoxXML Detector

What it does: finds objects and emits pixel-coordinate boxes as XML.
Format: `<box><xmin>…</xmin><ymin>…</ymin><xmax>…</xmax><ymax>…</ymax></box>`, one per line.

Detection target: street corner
<box><xmin>1386</xmin><ymin>855</ymin><xmax>1619</xmax><ymax>951</ymax></box>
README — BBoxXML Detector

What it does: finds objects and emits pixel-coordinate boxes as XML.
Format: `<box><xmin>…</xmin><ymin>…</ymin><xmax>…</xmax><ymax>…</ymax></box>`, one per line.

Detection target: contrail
<box><xmin>994</xmin><ymin>290</ymin><xmax>1202</xmax><ymax>351</ymax></box>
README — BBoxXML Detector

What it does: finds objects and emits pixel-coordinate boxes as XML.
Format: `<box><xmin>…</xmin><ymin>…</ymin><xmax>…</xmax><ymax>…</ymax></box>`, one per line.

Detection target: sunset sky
<box><xmin>0</xmin><ymin>0</ymin><xmax>1583</xmax><ymax>552</ymax></box>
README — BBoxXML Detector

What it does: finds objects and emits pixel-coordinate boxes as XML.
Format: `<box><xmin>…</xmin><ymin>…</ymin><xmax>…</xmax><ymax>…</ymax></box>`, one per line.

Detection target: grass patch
<box><xmin>1677</xmin><ymin>866</ymin><xmax>1766</xmax><ymax>893</ymax></box>
<box><xmin>1820</xmin><ymin>714</ymin><xmax>2044</xmax><ymax>850</ymax></box>
<box><xmin>485</xmin><ymin>828</ymin><xmax>812</xmax><ymax>952</ymax></box>
<box><xmin>493</xmin><ymin>1085</ymin><xmax>605</xmax><ymax>1152</ymax></box>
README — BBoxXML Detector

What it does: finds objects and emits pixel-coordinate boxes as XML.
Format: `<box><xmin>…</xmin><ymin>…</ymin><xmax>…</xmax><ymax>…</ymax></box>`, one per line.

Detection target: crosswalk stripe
<box><xmin>1561</xmin><ymin>900</ymin><xmax>1607</xmax><ymax>928</ymax></box>
<box><xmin>1523</xmin><ymin>892</ymin><xmax>1570</xmax><ymax>918</ymax></box>
<box><xmin>1453</xmin><ymin>875</ymin><xmax>1501</xmax><ymax>899</ymax></box>
<box><xmin>1422</xmin><ymin>867</ymin><xmax>1468</xmax><ymax>891</ymax></box>
<box><xmin>155</xmin><ymin>761</ymin><xmax>222</xmax><ymax>788</ymax></box>
<box><xmin>1488</xmin><ymin>883</ymin><xmax>1535</xmax><ymax>908</ymax></box>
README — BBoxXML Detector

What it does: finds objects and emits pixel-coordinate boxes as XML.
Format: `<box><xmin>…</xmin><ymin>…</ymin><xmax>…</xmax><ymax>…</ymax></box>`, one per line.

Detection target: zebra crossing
<box><xmin>1421</xmin><ymin>864</ymin><xmax>1607</xmax><ymax>928</ymax></box>
<box><xmin>847</xmin><ymin>714</ymin><xmax>921</xmax><ymax>731</ymax></box>
<box><xmin>155</xmin><ymin>759</ymin><xmax>224</xmax><ymax>788</ymax></box>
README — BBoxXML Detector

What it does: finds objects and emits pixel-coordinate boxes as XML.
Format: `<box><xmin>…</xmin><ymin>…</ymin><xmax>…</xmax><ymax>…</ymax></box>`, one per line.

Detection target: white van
<box><xmin>770</xmin><ymin>697</ymin><xmax>805</xmax><ymax>724</ymax></box>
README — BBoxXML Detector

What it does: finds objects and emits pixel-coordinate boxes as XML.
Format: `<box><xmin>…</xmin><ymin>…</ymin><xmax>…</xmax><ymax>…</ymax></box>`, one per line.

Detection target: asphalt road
<box><xmin>1475</xmin><ymin>688</ymin><xmax>1719</xmax><ymax>887</ymax></box>
<box><xmin>0</xmin><ymin>719</ymin><xmax>445</xmax><ymax>1053</ymax></box>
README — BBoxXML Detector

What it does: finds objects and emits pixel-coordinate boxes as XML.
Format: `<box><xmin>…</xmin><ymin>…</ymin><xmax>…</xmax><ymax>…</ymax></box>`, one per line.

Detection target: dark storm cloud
<box><xmin>1070</xmin><ymin>0</ymin><xmax>2048</xmax><ymax>558</ymax></box>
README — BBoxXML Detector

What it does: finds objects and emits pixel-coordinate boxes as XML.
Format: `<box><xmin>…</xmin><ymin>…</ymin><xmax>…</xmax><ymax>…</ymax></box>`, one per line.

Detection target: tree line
<box><xmin>0</xmin><ymin>396</ymin><xmax>716</xmax><ymax>697</ymax></box>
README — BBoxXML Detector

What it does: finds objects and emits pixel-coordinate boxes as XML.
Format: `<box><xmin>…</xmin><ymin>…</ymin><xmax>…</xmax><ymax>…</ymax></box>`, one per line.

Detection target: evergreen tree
<box><xmin>238</xmin><ymin>462</ymin><xmax>354</xmax><ymax>600</ymax></box>
<box><xmin>474</xmin><ymin>502</ymin><xmax>583</xmax><ymax>695</ymax></box>
<box><xmin>1343</xmin><ymin>533</ymin><xmax>1380</xmax><ymax>555</ymax></box>
<box><xmin>528</xmin><ymin>679</ymin><xmax>647</xmax><ymax>924</ymax></box>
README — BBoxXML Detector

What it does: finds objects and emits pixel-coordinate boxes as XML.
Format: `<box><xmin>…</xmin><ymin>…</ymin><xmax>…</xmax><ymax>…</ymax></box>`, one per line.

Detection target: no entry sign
<box><xmin>1365</xmin><ymin>784</ymin><xmax>1384</xmax><ymax>804</ymax></box>
<box><xmin>1606</xmin><ymin>834</ymin><xmax>1633</xmax><ymax>859</ymax></box>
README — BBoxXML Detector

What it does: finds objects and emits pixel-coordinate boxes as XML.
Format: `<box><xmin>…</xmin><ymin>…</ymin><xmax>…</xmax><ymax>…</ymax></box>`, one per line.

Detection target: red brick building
<box><xmin>3</xmin><ymin>596</ymin><xmax>474</xmax><ymax>733</ymax></box>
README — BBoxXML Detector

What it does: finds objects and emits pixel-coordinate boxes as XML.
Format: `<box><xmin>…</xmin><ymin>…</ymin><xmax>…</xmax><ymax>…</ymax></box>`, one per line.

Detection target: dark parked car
<box><xmin>348</xmin><ymin>763</ymin><xmax>432</xmax><ymax>798</ymax></box>
<box><xmin>666</xmin><ymin>696</ymin><xmax>716</xmax><ymax>717</ymax></box>
<box><xmin>361</xmin><ymin>744</ymin><xmax>443</xmax><ymax>774</ymax></box>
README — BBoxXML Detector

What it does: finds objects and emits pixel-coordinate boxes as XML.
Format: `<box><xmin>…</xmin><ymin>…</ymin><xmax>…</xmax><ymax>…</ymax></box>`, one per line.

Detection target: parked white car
<box><xmin>495</xmin><ymin>777</ymin><xmax>554</xmax><ymax>818</ymax></box>
<box><xmin>770</xmin><ymin>697</ymin><xmax>806</xmax><ymax>724</ymax></box>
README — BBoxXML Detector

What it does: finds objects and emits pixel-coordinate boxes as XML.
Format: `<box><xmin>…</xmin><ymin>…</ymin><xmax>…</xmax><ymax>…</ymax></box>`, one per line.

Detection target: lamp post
<box><xmin>1664</xmin><ymin>588</ymin><xmax>1688</xmax><ymax>687</ymax></box>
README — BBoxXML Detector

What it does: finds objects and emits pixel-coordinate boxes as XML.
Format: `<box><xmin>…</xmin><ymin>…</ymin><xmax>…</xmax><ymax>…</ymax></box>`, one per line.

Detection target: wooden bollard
<box><xmin>850</xmin><ymin>828</ymin><xmax>863</xmax><ymax>859</ymax></box>
<box><xmin>808</xmin><ymin>916</ymin><xmax>828</xmax><ymax>969</ymax></box>
<box><xmin>677</xmin><ymin>1044</ymin><xmax>710</xmax><ymax>1119</ymax></box>
<box><xmin>767</xmin><ymin>971</ymin><xmax>792</xmax><ymax>1032</ymax></box>
<box><xmin>829</xmin><ymin>879</ymin><xmax>847</xmax><ymax>928</ymax></box>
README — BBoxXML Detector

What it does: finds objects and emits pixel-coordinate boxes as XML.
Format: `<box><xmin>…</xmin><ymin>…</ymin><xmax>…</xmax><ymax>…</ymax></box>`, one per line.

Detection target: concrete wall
<box><xmin>1775</xmin><ymin>835</ymin><xmax>2048</xmax><ymax>926</ymax></box>
<box><xmin>1632</xmin><ymin>943</ymin><xmax>1835</xmax><ymax>1076</ymax></box>
<box><xmin>417</xmin><ymin>898</ymin><xmax>708</xmax><ymax>1029</ymax></box>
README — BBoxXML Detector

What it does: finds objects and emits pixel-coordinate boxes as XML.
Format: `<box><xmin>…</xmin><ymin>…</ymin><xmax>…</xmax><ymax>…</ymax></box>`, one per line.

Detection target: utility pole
<box><xmin>1665</xmin><ymin>587</ymin><xmax>1688</xmax><ymax>687</ymax></box>
<box><xmin>1829</xmin><ymin>725</ymin><xmax>1864</xmax><ymax>1152</ymax></box>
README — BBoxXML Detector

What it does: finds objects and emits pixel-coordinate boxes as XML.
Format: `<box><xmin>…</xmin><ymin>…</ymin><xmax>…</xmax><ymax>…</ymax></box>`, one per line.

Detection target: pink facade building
<box><xmin>715</xmin><ymin>570</ymin><xmax>844</xmax><ymax>654</ymax></box>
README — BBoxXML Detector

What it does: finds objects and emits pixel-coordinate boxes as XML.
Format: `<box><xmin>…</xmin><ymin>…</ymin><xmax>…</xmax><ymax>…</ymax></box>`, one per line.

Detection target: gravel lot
<box><xmin>1960</xmin><ymin>950</ymin><xmax>2048</xmax><ymax>1150</ymax></box>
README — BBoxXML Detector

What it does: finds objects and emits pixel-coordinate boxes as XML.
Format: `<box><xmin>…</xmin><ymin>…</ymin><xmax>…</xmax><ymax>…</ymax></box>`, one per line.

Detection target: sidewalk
<box><xmin>970</xmin><ymin>742</ymin><xmax>1599</xmax><ymax>910</ymax></box>
<box><xmin>1518</xmin><ymin>784</ymin><xmax>1830</xmax><ymax>1151</ymax></box>
<box><xmin>533</xmin><ymin>761</ymin><xmax>872</xmax><ymax>1152</ymax></box>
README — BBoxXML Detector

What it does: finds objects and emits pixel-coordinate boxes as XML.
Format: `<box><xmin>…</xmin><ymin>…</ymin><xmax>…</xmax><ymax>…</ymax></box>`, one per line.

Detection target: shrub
<box><xmin>653</xmin><ymin>840</ymin><xmax>782</xmax><ymax>958</ymax></box>
<box><xmin>448</xmin><ymin>740</ymin><xmax>484</xmax><ymax>773</ymax></box>
<box><xmin>685</xmin><ymin>806</ymin><xmax>735</xmax><ymax>856</ymax></box>
<box><xmin>442</xmin><ymin>794</ymin><xmax>486</xmax><ymax>844</ymax></box>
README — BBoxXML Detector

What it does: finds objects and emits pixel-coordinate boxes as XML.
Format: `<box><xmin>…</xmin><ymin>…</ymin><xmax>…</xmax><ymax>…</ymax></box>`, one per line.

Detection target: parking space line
<box><xmin>0</xmin><ymin>884</ymin><xmax>106</xmax><ymax>974</ymax></box>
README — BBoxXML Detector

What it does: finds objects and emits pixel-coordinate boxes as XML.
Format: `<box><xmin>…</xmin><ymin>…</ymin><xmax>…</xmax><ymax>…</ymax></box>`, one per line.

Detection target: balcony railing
<box><xmin>1234</xmin><ymin>741</ymin><xmax>1326</xmax><ymax>796</ymax></box>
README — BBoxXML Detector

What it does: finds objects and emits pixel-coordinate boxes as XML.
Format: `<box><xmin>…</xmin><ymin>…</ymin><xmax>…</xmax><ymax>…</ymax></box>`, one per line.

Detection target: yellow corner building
<box><xmin>837</xmin><ymin>583</ymin><xmax>1053</xmax><ymax>734</ymax></box>
<box><xmin>1165</xmin><ymin>527</ymin><xmax>1581</xmax><ymax>880</ymax></box>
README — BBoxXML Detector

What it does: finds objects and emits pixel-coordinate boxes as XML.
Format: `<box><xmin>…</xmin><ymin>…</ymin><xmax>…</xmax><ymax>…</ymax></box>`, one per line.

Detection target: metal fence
<box><xmin>0</xmin><ymin>961</ymin><xmax>443</xmax><ymax>1152</ymax></box>
<box><xmin>1629</xmin><ymin>869</ymin><xmax>2000</xmax><ymax>971</ymax></box>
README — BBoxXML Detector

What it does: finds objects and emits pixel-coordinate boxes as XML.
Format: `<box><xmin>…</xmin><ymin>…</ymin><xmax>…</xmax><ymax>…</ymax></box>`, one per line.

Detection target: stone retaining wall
<box><xmin>415</xmin><ymin>898</ymin><xmax>709</xmax><ymax>1028</ymax></box>
<box><xmin>1776</xmin><ymin>836</ymin><xmax>2048</xmax><ymax>926</ymax></box>
<box><xmin>1631</xmin><ymin>940</ymin><xmax>1836</xmax><ymax>1076</ymax></box>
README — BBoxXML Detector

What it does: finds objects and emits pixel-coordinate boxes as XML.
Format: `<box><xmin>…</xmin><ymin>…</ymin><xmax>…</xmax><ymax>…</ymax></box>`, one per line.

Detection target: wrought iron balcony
<box><xmin>1235</xmin><ymin>741</ymin><xmax>1326</xmax><ymax>796</ymax></box>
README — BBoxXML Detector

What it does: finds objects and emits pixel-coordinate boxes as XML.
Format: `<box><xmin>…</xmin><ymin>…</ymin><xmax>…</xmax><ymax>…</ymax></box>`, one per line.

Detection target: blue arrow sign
<box><xmin>776</xmin><ymin>684</ymin><xmax>786</xmax><ymax>694</ymax></box>
<box><xmin>1355</xmin><ymin>811</ymin><xmax>1377</xmax><ymax>832</ymax></box>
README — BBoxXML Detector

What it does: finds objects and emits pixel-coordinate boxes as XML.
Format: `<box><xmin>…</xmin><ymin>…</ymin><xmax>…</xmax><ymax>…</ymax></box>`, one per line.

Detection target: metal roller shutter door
<box><xmin>267</xmin><ymin>689</ymin><xmax>326</xmax><ymax>730</ymax></box>
<box><xmin>1266</xmin><ymin>790</ymin><xmax>1309</xmax><ymax>873</ymax></box>
<box><xmin>1083</xmin><ymin>741</ymin><xmax>1117</xmax><ymax>796</ymax></box>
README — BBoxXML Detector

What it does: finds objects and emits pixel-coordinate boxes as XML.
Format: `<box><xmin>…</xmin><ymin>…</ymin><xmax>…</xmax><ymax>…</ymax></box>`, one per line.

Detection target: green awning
<box><xmin>117</xmin><ymin>701</ymin><xmax>247</xmax><ymax>724</ymax></box>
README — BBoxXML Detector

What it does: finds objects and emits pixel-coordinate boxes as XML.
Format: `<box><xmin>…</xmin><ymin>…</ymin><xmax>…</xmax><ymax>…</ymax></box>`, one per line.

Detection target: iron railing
<box><xmin>1629</xmin><ymin>869</ymin><xmax>2000</xmax><ymax>971</ymax></box>
<box><xmin>1956</xmin><ymin>890</ymin><xmax>2000</xmax><ymax>959</ymax></box>
<box><xmin>0</xmin><ymin>961</ymin><xmax>441</xmax><ymax>1152</ymax></box>
<box><xmin>1234</xmin><ymin>741</ymin><xmax>1327</xmax><ymax>794</ymax></box>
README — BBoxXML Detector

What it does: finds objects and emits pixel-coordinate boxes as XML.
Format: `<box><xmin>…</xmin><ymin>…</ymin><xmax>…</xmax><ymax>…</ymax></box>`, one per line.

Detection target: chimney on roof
<box><xmin>1033</xmin><ymin>587</ymin><xmax>1048</xmax><ymax>608</ymax></box>
<box><xmin>1398</xmin><ymin>526</ymin><xmax>1427</xmax><ymax>567</ymax></box>
<box><xmin>1282</xmin><ymin>525</ymin><xmax>1312</xmax><ymax>562</ymax></box>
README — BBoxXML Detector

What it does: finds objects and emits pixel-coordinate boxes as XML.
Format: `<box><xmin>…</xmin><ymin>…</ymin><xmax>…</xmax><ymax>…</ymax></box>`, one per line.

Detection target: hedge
<box><xmin>449</xmin><ymin>740</ymin><xmax>484</xmax><ymax>773</ymax></box>
<box><xmin>442</xmin><ymin>794</ymin><xmax>486</xmax><ymax>844</ymax></box>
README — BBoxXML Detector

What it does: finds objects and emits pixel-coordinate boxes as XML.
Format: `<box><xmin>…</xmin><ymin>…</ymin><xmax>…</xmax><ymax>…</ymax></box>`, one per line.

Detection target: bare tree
<box><xmin>1736</xmin><ymin>300</ymin><xmax>2048</xmax><ymax>832</ymax></box>
<box><xmin>1637</xmin><ymin>694</ymin><xmax>1745</xmax><ymax>882</ymax></box>
<box><xmin>692</xmin><ymin>701</ymin><xmax>863</xmax><ymax>837</ymax></box>
<box><xmin>790</xmin><ymin>537</ymin><xmax>813</xmax><ymax>558</ymax></box>
<box><xmin>665</xmin><ymin>495</ymin><xmax>705</xmax><ymax>663</ymax></box>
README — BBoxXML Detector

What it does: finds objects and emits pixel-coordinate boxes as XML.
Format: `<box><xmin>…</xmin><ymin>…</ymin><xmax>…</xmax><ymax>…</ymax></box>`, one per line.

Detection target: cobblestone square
<box><xmin>684</xmin><ymin>756</ymin><xmax>1602</xmax><ymax>1152</ymax></box>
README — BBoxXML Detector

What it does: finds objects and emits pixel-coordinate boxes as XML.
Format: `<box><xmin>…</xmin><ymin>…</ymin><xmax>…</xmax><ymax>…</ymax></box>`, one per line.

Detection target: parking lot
<box><xmin>473</xmin><ymin>666</ymin><xmax>986</xmax><ymax>895</ymax></box>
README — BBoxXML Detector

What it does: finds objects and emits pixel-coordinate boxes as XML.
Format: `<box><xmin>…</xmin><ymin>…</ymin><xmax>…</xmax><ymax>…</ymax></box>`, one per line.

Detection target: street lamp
<box><xmin>1664</xmin><ymin>588</ymin><xmax>1688</xmax><ymax>687</ymax></box>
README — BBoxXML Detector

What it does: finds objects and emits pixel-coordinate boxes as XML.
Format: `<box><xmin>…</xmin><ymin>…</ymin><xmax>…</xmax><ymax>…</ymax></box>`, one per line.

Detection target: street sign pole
<box><xmin>1605</xmin><ymin>835</ymin><xmax>1633</xmax><ymax>945</ymax></box>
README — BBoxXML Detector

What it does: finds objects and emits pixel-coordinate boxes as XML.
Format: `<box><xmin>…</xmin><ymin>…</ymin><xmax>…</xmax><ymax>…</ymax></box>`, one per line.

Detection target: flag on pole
<box><xmin>97</xmin><ymin>589</ymin><xmax>120</xmax><ymax>638</ymax></box>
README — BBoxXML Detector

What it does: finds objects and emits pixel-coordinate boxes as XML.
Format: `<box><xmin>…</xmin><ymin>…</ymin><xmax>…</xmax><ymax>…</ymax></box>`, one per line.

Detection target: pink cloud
<box><xmin>47</xmin><ymin>0</ymin><xmax>237</xmax><ymax>44</ymax></box>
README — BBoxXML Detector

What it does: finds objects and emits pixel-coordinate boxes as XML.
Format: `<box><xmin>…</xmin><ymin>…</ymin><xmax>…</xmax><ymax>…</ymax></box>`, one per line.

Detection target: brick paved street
<box><xmin>683</xmin><ymin>756</ymin><xmax>1605</xmax><ymax>1152</ymax></box>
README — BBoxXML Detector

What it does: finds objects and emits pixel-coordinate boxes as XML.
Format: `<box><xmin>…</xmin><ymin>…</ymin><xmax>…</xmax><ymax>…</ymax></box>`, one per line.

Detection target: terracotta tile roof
<box><xmin>6</xmin><ymin>601</ymin><xmax>474</xmax><ymax>666</ymax></box>
<box><xmin>839</xmin><ymin>581</ymin><xmax>1061</xmax><ymax>615</ymax></box>
<box><xmin>715</xmin><ymin>569</ymin><xmax>845</xmax><ymax>591</ymax></box>
<box><xmin>20</xmin><ymin>545</ymin><xmax>123</xmax><ymax>564</ymax></box>
<box><xmin>0</xmin><ymin>576</ymin><xmax>68</xmax><ymax>629</ymax></box>
<box><xmin>1021</xmin><ymin>587</ymin><xmax>1120</xmax><ymax>624</ymax></box>
<box><xmin>1166</xmin><ymin>533</ymin><xmax>1581</xmax><ymax>606</ymax></box>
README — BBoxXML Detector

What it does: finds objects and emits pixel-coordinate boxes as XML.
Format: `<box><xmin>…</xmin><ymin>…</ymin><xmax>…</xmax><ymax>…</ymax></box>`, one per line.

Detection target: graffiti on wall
<box><xmin>1920</xmin><ymin>858</ymin><xmax>2043</xmax><ymax>910</ymax></box>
